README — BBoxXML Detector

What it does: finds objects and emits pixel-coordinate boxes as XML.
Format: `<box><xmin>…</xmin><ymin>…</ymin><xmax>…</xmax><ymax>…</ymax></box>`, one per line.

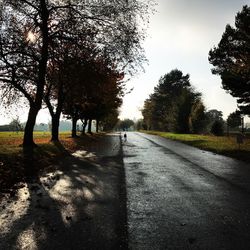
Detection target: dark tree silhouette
<box><xmin>118</xmin><ymin>119</ymin><xmax>135</xmax><ymax>131</ymax></box>
<box><xmin>59</xmin><ymin>54</ymin><xmax>124</xmax><ymax>137</ymax></box>
<box><xmin>189</xmin><ymin>100</ymin><xmax>207</xmax><ymax>134</ymax></box>
<box><xmin>211</xmin><ymin>120</ymin><xmax>224</xmax><ymax>136</ymax></box>
<box><xmin>0</xmin><ymin>0</ymin><xmax>154</xmax><ymax>146</ymax></box>
<box><xmin>0</xmin><ymin>0</ymin><xmax>50</xmax><ymax>147</ymax></box>
<box><xmin>209</xmin><ymin>5</ymin><xmax>250</xmax><ymax>115</ymax></box>
<box><xmin>227</xmin><ymin>110</ymin><xmax>242</xmax><ymax>129</ymax></box>
<box><xmin>141</xmin><ymin>69</ymin><xmax>205</xmax><ymax>133</ymax></box>
<box><xmin>206</xmin><ymin>109</ymin><xmax>224</xmax><ymax>121</ymax></box>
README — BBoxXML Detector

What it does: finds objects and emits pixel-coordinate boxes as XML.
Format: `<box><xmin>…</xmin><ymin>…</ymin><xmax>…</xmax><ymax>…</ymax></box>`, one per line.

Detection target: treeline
<box><xmin>0</xmin><ymin>119</ymin><xmax>81</xmax><ymax>132</ymax></box>
<box><xmin>0</xmin><ymin>0</ymin><xmax>153</xmax><ymax>147</ymax></box>
<box><xmin>141</xmin><ymin>69</ymin><xmax>245</xmax><ymax>135</ymax></box>
<box><xmin>142</xmin><ymin>5</ymin><xmax>250</xmax><ymax>136</ymax></box>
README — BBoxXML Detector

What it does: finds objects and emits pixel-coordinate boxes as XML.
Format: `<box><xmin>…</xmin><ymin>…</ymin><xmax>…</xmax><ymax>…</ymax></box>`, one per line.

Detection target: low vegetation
<box><xmin>141</xmin><ymin>130</ymin><xmax>250</xmax><ymax>163</ymax></box>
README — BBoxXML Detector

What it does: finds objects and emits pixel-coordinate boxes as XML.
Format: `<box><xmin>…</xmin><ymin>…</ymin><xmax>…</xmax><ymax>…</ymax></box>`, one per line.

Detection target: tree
<box><xmin>206</xmin><ymin>109</ymin><xmax>223</xmax><ymax>122</ymax></box>
<box><xmin>227</xmin><ymin>110</ymin><xmax>242</xmax><ymax>129</ymax></box>
<box><xmin>209</xmin><ymin>5</ymin><xmax>250</xmax><ymax>115</ymax></box>
<box><xmin>0</xmin><ymin>0</ymin><xmax>50</xmax><ymax>146</ymax></box>
<box><xmin>42</xmin><ymin>0</ymin><xmax>153</xmax><ymax>139</ymax></box>
<box><xmin>134</xmin><ymin>119</ymin><xmax>145</xmax><ymax>131</ymax></box>
<box><xmin>9</xmin><ymin>117</ymin><xmax>23</xmax><ymax>132</ymax></box>
<box><xmin>141</xmin><ymin>98</ymin><xmax>155</xmax><ymax>130</ymax></box>
<box><xmin>101</xmin><ymin>109</ymin><xmax>120</xmax><ymax>132</ymax></box>
<box><xmin>189</xmin><ymin>100</ymin><xmax>207</xmax><ymax>134</ymax></box>
<box><xmin>118</xmin><ymin>119</ymin><xmax>135</xmax><ymax>131</ymax></box>
<box><xmin>141</xmin><ymin>69</ymin><xmax>204</xmax><ymax>133</ymax></box>
<box><xmin>211</xmin><ymin>120</ymin><xmax>224</xmax><ymax>136</ymax></box>
<box><xmin>0</xmin><ymin>0</ymin><xmax>154</xmax><ymax>146</ymax></box>
<box><xmin>60</xmin><ymin>54</ymin><xmax>124</xmax><ymax>137</ymax></box>
<box><xmin>205</xmin><ymin>109</ymin><xmax>225</xmax><ymax>133</ymax></box>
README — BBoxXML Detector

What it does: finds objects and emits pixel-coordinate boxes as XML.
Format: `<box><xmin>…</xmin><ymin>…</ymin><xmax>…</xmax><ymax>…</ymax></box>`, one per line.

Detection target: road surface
<box><xmin>1</xmin><ymin>132</ymin><xmax>250</xmax><ymax>250</ymax></box>
<box><xmin>123</xmin><ymin>132</ymin><xmax>250</xmax><ymax>250</ymax></box>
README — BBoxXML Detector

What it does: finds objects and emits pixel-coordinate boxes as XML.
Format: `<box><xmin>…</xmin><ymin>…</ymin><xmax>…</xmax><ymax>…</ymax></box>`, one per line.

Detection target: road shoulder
<box><xmin>0</xmin><ymin>133</ymin><xmax>128</xmax><ymax>250</ymax></box>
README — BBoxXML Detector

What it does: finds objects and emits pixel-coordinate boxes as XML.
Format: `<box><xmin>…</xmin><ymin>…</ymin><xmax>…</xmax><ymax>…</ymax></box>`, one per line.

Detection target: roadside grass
<box><xmin>0</xmin><ymin>131</ymin><xmax>103</xmax><ymax>192</ymax></box>
<box><xmin>141</xmin><ymin>130</ymin><xmax>250</xmax><ymax>163</ymax></box>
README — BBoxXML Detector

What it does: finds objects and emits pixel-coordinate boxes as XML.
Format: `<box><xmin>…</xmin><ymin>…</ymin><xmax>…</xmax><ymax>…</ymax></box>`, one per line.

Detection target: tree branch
<box><xmin>20</xmin><ymin>0</ymin><xmax>39</xmax><ymax>11</ymax></box>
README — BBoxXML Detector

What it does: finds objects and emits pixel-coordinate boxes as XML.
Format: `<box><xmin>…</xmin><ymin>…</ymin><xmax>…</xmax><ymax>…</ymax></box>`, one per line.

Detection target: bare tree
<box><xmin>0</xmin><ymin>0</ymin><xmax>154</xmax><ymax>146</ymax></box>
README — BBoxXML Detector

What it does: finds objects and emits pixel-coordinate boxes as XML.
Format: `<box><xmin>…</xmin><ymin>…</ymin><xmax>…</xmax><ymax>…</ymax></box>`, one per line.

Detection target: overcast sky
<box><xmin>119</xmin><ymin>0</ymin><xmax>250</xmax><ymax>121</ymax></box>
<box><xmin>0</xmin><ymin>0</ymin><xmax>249</xmax><ymax>125</ymax></box>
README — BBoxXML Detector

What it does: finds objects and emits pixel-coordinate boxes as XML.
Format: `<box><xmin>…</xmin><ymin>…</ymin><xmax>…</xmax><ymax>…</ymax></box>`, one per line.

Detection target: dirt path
<box><xmin>0</xmin><ymin>133</ymin><xmax>127</xmax><ymax>250</ymax></box>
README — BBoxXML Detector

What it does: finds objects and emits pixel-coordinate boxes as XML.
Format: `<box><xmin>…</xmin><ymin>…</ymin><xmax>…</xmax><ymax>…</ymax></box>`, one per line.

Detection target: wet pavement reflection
<box><xmin>123</xmin><ymin>132</ymin><xmax>250</xmax><ymax>250</ymax></box>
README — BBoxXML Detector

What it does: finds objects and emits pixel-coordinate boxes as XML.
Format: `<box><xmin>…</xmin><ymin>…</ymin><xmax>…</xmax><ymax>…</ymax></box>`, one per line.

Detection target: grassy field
<box><xmin>0</xmin><ymin>131</ymin><xmax>102</xmax><ymax>192</ymax></box>
<box><xmin>141</xmin><ymin>130</ymin><xmax>250</xmax><ymax>163</ymax></box>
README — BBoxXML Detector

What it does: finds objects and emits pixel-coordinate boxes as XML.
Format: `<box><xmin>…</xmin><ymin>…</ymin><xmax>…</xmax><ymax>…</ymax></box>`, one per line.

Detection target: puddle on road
<box><xmin>72</xmin><ymin>150</ymin><xmax>97</xmax><ymax>159</ymax></box>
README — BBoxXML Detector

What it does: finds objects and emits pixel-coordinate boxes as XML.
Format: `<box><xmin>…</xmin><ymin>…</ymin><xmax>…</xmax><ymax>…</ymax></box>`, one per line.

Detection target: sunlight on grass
<box><xmin>0</xmin><ymin>131</ymin><xmax>105</xmax><ymax>190</ymax></box>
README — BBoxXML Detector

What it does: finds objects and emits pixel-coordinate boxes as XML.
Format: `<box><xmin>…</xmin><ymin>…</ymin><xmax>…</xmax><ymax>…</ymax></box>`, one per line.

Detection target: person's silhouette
<box><xmin>124</xmin><ymin>133</ymin><xmax>127</xmax><ymax>142</ymax></box>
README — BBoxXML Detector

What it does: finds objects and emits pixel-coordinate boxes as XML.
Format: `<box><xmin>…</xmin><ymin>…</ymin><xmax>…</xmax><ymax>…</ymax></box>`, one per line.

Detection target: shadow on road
<box><xmin>0</xmin><ymin>134</ymin><xmax>128</xmax><ymax>250</ymax></box>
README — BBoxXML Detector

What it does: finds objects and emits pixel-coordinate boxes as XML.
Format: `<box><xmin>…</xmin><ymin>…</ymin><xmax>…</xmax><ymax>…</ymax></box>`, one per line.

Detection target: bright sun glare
<box><xmin>27</xmin><ymin>31</ymin><xmax>36</xmax><ymax>43</ymax></box>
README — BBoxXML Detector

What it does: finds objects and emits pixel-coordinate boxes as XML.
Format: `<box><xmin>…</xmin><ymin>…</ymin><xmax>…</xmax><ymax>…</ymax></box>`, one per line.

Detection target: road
<box><xmin>123</xmin><ymin>132</ymin><xmax>250</xmax><ymax>250</ymax></box>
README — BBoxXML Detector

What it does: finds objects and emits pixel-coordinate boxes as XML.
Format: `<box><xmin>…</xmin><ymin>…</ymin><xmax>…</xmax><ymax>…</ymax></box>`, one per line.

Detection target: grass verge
<box><xmin>0</xmin><ymin>131</ymin><xmax>104</xmax><ymax>192</ymax></box>
<box><xmin>140</xmin><ymin>130</ymin><xmax>250</xmax><ymax>163</ymax></box>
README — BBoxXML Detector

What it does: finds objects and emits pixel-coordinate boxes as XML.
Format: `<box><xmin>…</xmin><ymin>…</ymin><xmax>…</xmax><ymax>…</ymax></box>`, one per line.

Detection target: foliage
<box><xmin>206</xmin><ymin>109</ymin><xmax>223</xmax><ymax>122</ymax></box>
<box><xmin>60</xmin><ymin>55</ymin><xmax>124</xmax><ymax>136</ymax></box>
<box><xmin>205</xmin><ymin>109</ymin><xmax>225</xmax><ymax>131</ymax></box>
<box><xmin>101</xmin><ymin>110</ymin><xmax>120</xmax><ymax>131</ymax></box>
<box><xmin>141</xmin><ymin>69</ymin><xmax>207</xmax><ymax>133</ymax></box>
<box><xmin>209</xmin><ymin>5</ymin><xmax>250</xmax><ymax>115</ymax></box>
<box><xmin>189</xmin><ymin>100</ymin><xmax>207</xmax><ymax>133</ymax></box>
<box><xmin>9</xmin><ymin>117</ymin><xmax>23</xmax><ymax>132</ymax></box>
<box><xmin>211</xmin><ymin>120</ymin><xmax>224</xmax><ymax>136</ymax></box>
<box><xmin>117</xmin><ymin>119</ymin><xmax>135</xmax><ymax>131</ymax></box>
<box><xmin>134</xmin><ymin>119</ymin><xmax>146</xmax><ymax>130</ymax></box>
<box><xmin>227</xmin><ymin>110</ymin><xmax>242</xmax><ymax>128</ymax></box>
<box><xmin>0</xmin><ymin>0</ymin><xmax>154</xmax><ymax>146</ymax></box>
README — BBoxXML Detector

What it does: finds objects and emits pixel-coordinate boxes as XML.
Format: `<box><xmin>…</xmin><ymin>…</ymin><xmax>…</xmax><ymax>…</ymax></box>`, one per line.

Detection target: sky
<box><xmin>0</xmin><ymin>0</ymin><xmax>249</xmax><ymax>125</ymax></box>
<box><xmin>119</xmin><ymin>0</ymin><xmax>250</xmax><ymax>121</ymax></box>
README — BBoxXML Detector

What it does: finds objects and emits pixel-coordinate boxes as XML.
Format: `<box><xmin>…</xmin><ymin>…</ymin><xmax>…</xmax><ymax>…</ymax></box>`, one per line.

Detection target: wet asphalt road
<box><xmin>123</xmin><ymin>132</ymin><xmax>250</xmax><ymax>250</ymax></box>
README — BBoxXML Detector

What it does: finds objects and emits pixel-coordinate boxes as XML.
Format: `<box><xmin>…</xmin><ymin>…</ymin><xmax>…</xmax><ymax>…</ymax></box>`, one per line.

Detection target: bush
<box><xmin>211</xmin><ymin>120</ymin><xmax>224</xmax><ymax>136</ymax></box>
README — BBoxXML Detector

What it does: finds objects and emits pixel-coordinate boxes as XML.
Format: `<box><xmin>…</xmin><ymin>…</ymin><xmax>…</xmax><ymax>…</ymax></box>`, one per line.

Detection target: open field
<box><xmin>141</xmin><ymin>130</ymin><xmax>250</xmax><ymax>163</ymax></box>
<box><xmin>0</xmin><ymin>131</ymin><xmax>103</xmax><ymax>192</ymax></box>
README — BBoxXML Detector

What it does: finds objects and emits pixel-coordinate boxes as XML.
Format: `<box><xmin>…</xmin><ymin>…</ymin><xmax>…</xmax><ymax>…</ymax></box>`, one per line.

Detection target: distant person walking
<box><xmin>124</xmin><ymin>133</ymin><xmax>127</xmax><ymax>142</ymax></box>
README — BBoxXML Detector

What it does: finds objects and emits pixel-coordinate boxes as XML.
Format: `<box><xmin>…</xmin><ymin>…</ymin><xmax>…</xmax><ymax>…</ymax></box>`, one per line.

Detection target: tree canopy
<box><xmin>209</xmin><ymin>5</ymin><xmax>250</xmax><ymax>115</ymax></box>
<box><xmin>0</xmin><ymin>0</ymin><xmax>154</xmax><ymax>146</ymax></box>
<box><xmin>227</xmin><ymin>110</ymin><xmax>242</xmax><ymax>128</ymax></box>
<box><xmin>117</xmin><ymin>119</ymin><xmax>135</xmax><ymax>131</ymax></box>
<box><xmin>141</xmin><ymin>69</ymin><xmax>206</xmax><ymax>133</ymax></box>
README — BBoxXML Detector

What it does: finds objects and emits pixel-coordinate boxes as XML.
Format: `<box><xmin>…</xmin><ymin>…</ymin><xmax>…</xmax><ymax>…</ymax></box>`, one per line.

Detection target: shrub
<box><xmin>211</xmin><ymin>120</ymin><xmax>224</xmax><ymax>136</ymax></box>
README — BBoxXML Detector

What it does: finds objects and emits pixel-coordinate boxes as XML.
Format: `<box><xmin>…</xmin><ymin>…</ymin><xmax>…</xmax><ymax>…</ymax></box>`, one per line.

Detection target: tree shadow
<box><xmin>0</xmin><ymin>134</ymin><xmax>128</xmax><ymax>250</ymax></box>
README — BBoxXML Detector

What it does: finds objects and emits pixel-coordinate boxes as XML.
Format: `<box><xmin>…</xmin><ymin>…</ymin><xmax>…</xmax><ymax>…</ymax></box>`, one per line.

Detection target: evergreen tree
<box><xmin>209</xmin><ymin>5</ymin><xmax>250</xmax><ymax>115</ymax></box>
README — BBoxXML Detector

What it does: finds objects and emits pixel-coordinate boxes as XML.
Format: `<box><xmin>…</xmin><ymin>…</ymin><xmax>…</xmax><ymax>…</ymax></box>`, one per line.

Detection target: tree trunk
<box><xmin>87</xmin><ymin>119</ymin><xmax>92</xmax><ymax>134</ymax></box>
<box><xmin>241</xmin><ymin>116</ymin><xmax>244</xmax><ymax>133</ymax></box>
<box><xmin>72</xmin><ymin>117</ymin><xmax>78</xmax><ymax>137</ymax></box>
<box><xmin>23</xmin><ymin>105</ymin><xmax>40</xmax><ymax>147</ymax></box>
<box><xmin>81</xmin><ymin>118</ymin><xmax>88</xmax><ymax>135</ymax></box>
<box><xmin>23</xmin><ymin>1</ymin><xmax>49</xmax><ymax>148</ymax></box>
<box><xmin>96</xmin><ymin>119</ymin><xmax>99</xmax><ymax>133</ymax></box>
<box><xmin>51</xmin><ymin>113</ymin><xmax>61</xmax><ymax>141</ymax></box>
<box><xmin>46</xmin><ymin>84</ymin><xmax>63</xmax><ymax>142</ymax></box>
